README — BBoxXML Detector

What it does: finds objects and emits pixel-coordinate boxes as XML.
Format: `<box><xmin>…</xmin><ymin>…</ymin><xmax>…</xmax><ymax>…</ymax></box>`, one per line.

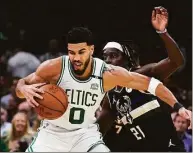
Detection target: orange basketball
<box><xmin>34</xmin><ymin>84</ymin><xmax>68</xmax><ymax>120</ymax></box>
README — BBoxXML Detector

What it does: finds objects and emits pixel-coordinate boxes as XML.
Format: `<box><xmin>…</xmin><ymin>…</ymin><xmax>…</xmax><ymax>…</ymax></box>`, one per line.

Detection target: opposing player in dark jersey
<box><xmin>97</xmin><ymin>6</ymin><xmax>190</xmax><ymax>152</ymax></box>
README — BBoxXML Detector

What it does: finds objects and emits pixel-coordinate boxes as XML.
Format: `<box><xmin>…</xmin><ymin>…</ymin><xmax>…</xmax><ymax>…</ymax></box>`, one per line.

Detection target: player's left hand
<box><xmin>178</xmin><ymin>107</ymin><xmax>192</xmax><ymax>121</ymax></box>
<box><xmin>151</xmin><ymin>6</ymin><xmax>168</xmax><ymax>31</ymax></box>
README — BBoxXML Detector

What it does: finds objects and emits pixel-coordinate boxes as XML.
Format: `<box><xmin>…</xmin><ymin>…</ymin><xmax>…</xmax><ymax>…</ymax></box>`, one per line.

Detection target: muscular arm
<box><xmin>103</xmin><ymin>64</ymin><xmax>178</xmax><ymax>108</ymax></box>
<box><xmin>96</xmin><ymin>96</ymin><xmax>116</xmax><ymax>136</ymax></box>
<box><xmin>136</xmin><ymin>32</ymin><xmax>184</xmax><ymax>80</ymax></box>
<box><xmin>139</xmin><ymin>6</ymin><xmax>185</xmax><ymax>80</ymax></box>
<box><xmin>16</xmin><ymin>57</ymin><xmax>62</xmax><ymax>98</ymax></box>
<box><xmin>16</xmin><ymin>73</ymin><xmax>45</xmax><ymax>98</ymax></box>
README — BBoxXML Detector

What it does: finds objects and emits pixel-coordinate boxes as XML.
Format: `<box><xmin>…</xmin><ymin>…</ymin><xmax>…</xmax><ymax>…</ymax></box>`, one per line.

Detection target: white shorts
<box><xmin>26</xmin><ymin>121</ymin><xmax>109</xmax><ymax>152</ymax></box>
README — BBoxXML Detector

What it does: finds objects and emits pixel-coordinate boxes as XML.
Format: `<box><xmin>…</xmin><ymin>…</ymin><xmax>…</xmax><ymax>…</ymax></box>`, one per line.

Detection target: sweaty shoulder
<box><xmin>36</xmin><ymin>56</ymin><xmax>64</xmax><ymax>84</ymax></box>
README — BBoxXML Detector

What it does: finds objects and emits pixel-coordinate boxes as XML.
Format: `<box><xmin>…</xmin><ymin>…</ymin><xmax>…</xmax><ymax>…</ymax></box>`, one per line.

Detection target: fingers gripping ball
<box><xmin>35</xmin><ymin>84</ymin><xmax>68</xmax><ymax>120</ymax></box>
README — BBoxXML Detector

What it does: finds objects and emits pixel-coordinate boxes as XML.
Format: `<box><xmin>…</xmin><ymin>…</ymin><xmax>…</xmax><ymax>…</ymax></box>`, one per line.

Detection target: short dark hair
<box><xmin>67</xmin><ymin>27</ymin><xmax>94</xmax><ymax>45</ymax></box>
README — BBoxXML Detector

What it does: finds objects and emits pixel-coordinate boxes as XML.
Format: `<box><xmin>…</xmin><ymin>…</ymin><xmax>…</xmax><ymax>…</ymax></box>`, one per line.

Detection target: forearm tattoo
<box><xmin>103</xmin><ymin>64</ymin><xmax>115</xmax><ymax>73</ymax></box>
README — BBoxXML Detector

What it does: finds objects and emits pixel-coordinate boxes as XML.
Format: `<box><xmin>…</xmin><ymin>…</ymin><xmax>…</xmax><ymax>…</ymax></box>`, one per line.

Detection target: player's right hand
<box><xmin>178</xmin><ymin>107</ymin><xmax>192</xmax><ymax>129</ymax></box>
<box><xmin>20</xmin><ymin>83</ymin><xmax>46</xmax><ymax>107</ymax></box>
<box><xmin>178</xmin><ymin>107</ymin><xmax>192</xmax><ymax>121</ymax></box>
<box><xmin>151</xmin><ymin>6</ymin><xmax>168</xmax><ymax>32</ymax></box>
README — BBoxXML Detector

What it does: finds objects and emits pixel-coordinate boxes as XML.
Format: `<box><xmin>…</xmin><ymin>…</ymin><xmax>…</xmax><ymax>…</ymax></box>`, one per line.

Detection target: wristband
<box><xmin>173</xmin><ymin>102</ymin><xmax>183</xmax><ymax>112</ymax></box>
<box><xmin>156</xmin><ymin>28</ymin><xmax>167</xmax><ymax>34</ymax></box>
<box><xmin>147</xmin><ymin>77</ymin><xmax>162</xmax><ymax>96</ymax></box>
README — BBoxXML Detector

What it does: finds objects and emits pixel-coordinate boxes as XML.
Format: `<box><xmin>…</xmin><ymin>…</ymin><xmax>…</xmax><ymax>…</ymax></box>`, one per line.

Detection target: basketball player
<box><xmin>98</xmin><ymin>7</ymin><xmax>189</xmax><ymax>152</ymax></box>
<box><xmin>15</xmin><ymin>27</ymin><xmax>191</xmax><ymax>152</ymax></box>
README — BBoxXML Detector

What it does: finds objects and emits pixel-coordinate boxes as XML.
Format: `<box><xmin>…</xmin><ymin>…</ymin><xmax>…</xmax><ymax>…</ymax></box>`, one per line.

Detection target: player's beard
<box><xmin>71</xmin><ymin>57</ymin><xmax>91</xmax><ymax>76</ymax></box>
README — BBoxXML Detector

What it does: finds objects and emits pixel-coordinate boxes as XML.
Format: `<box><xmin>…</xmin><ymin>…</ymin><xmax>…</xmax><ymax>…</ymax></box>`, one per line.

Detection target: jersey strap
<box><xmin>92</xmin><ymin>58</ymin><xmax>106</xmax><ymax>93</ymax></box>
<box><xmin>56</xmin><ymin>56</ymin><xmax>65</xmax><ymax>86</ymax></box>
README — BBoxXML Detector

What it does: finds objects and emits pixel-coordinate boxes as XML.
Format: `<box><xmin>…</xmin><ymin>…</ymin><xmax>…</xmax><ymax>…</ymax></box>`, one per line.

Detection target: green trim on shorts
<box><xmin>56</xmin><ymin>56</ymin><xmax>65</xmax><ymax>86</ymax></box>
<box><xmin>26</xmin><ymin>147</ymin><xmax>31</xmax><ymax>152</ymax></box>
<box><xmin>68</xmin><ymin>58</ymin><xmax>96</xmax><ymax>83</ymax></box>
<box><xmin>29</xmin><ymin>132</ymin><xmax>39</xmax><ymax>152</ymax></box>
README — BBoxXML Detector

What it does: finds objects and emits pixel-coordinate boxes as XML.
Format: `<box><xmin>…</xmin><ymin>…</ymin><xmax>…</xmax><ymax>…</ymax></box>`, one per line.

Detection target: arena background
<box><xmin>0</xmin><ymin>0</ymin><xmax>192</xmax><ymax>88</ymax></box>
<box><xmin>0</xmin><ymin>0</ymin><xmax>192</xmax><ymax>152</ymax></box>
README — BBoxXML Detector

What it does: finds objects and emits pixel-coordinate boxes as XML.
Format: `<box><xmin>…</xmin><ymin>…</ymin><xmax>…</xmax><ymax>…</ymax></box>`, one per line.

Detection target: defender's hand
<box><xmin>178</xmin><ymin>107</ymin><xmax>192</xmax><ymax>121</ymax></box>
<box><xmin>19</xmin><ymin>83</ymin><xmax>45</xmax><ymax>107</ymax></box>
<box><xmin>152</xmin><ymin>6</ymin><xmax>168</xmax><ymax>31</ymax></box>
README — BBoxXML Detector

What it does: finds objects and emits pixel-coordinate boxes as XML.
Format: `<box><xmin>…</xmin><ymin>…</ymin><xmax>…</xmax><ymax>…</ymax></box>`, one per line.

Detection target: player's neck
<box><xmin>74</xmin><ymin>58</ymin><xmax>93</xmax><ymax>80</ymax></box>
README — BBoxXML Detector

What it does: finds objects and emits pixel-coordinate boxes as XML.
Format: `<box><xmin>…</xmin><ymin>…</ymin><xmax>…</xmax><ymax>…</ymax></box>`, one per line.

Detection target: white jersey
<box><xmin>45</xmin><ymin>56</ymin><xmax>106</xmax><ymax>130</ymax></box>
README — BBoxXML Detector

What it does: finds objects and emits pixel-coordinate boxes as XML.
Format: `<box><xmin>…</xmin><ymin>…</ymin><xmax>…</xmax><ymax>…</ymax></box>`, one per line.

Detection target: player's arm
<box><xmin>103</xmin><ymin>64</ymin><xmax>191</xmax><ymax>120</ymax></box>
<box><xmin>96</xmin><ymin>95</ymin><xmax>116</xmax><ymax>136</ymax></box>
<box><xmin>136</xmin><ymin>6</ymin><xmax>184</xmax><ymax>80</ymax></box>
<box><xmin>16</xmin><ymin>57</ymin><xmax>62</xmax><ymax>107</ymax></box>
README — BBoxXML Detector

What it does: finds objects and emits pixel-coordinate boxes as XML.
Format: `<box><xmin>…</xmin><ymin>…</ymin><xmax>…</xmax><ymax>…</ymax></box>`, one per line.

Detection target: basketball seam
<box><xmin>44</xmin><ymin>91</ymin><xmax>66</xmax><ymax>110</ymax></box>
<box><xmin>38</xmin><ymin>84</ymin><xmax>66</xmax><ymax>101</ymax></box>
<box><xmin>57</xmin><ymin>86</ymin><xmax>68</xmax><ymax>104</ymax></box>
<box><xmin>38</xmin><ymin>103</ymin><xmax>63</xmax><ymax>113</ymax></box>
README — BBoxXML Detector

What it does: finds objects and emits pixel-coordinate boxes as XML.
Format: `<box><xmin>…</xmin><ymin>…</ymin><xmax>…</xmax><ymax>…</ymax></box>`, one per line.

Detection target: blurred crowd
<box><xmin>0</xmin><ymin>38</ymin><xmax>65</xmax><ymax>152</ymax></box>
<box><xmin>0</xmin><ymin>38</ymin><xmax>192</xmax><ymax>152</ymax></box>
<box><xmin>0</xmin><ymin>27</ymin><xmax>192</xmax><ymax>152</ymax></box>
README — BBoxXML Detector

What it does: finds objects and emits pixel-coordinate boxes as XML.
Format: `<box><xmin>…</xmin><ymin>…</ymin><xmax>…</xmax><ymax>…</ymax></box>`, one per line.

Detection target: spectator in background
<box><xmin>1</xmin><ymin>104</ymin><xmax>11</xmax><ymax>138</ymax></box>
<box><xmin>1</xmin><ymin>77</ymin><xmax>24</xmax><ymax>122</ymax></box>
<box><xmin>18</xmin><ymin>101</ymin><xmax>37</xmax><ymax>126</ymax></box>
<box><xmin>0</xmin><ymin>49</ymin><xmax>13</xmax><ymax>76</ymax></box>
<box><xmin>39</xmin><ymin>39</ymin><xmax>64</xmax><ymax>62</ymax></box>
<box><xmin>31</xmin><ymin>115</ymin><xmax>42</xmax><ymax>132</ymax></box>
<box><xmin>1</xmin><ymin>77</ymin><xmax>21</xmax><ymax>108</ymax></box>
<box><xmin>4</xmin><ymin>112</ymin><xmax>34</xmax><ymax>152</ymax></box>
<box><xmin>18</xmin><ymin>101</ymin><xmax>42</xmax><ymax>132</ymax></box>
<box><xmin>0</xmin><ymin>138</ymin><xmax>9</xmax><ymax>152</ymax></box>
<box><xmin>174</xmin><ymin>114</ymin><xmax>192</xmax><ymax>152</ymax></box>
<box><xmin>7</xmin><ymin>46</ymin><xmax>40</xmax><ymax>78</ymax></box>
<box><xmin>187</xmin><ymin>106</ymin><xmax>192</xmax><ymax>135</ymax></box>
<box><xmin>6</xmin><ymin>95</ymin><xmax>20</xmax><ymax>122</ymax></box>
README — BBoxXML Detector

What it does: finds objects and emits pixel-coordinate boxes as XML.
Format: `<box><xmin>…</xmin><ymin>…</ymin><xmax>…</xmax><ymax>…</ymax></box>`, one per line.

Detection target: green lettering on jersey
<box><xmin>69</xmin><ymin>107</ymin><xmax>85</xmax><ymax>124</ymax></box>
<box><xmin>66</xmin><ymin>89</ymin><xmax>99</xmax><ymax>107</ymax></box>
<box><xmin>85</xmin><ymin>92</ymin><xmax>92</xmax><ymax>106</ymax></box>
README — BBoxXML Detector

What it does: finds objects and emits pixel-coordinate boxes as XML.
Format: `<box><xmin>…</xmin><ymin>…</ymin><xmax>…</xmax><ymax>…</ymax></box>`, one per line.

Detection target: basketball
<box><xmin>34</xmin><ymin>84</ymin><xmax>68</xmax><ymax>120</ymax></box>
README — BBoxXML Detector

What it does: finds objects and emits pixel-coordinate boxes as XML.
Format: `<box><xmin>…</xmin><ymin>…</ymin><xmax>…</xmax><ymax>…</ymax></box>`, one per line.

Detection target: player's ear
<box><xmin>90</xmin><ymin>45</ymin><xmax>94</xmax><ymax>55</ymax></box>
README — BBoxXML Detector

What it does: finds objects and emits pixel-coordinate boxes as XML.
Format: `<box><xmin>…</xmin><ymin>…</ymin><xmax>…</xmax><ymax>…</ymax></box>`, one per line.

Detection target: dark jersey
<box><xmin>103</xmin><ymin>86</ymin><xmax>185</xmax><ymax>152</ymax></box>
